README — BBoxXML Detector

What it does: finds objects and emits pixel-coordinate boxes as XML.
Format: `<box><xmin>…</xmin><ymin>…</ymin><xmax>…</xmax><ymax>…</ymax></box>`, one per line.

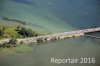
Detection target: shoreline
<box><xmin>0</xmin><ymin>27</ymin><xmax>100</xmax><ymax>45</ymax></box>
<box><xmin>0</xmin><ymin>27</ymin><xmax>100</xmax><ymax>57</ymax></box>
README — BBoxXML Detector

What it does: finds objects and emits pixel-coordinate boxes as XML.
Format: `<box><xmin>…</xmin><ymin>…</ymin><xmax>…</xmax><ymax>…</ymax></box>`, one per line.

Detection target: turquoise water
<box><xmin>0</xmin><ymin>0</ymin><xmax>76</xmax><ymax>33</ymax></box>
<box><xmin>0</xmin><ymin>0</ymin><xmax>100</xmax><ymax>31</ymax></box>
<box><xmin>0</xmin><ymin>0</ymin><xmax>100</xmax><ymax>66</ymax></box>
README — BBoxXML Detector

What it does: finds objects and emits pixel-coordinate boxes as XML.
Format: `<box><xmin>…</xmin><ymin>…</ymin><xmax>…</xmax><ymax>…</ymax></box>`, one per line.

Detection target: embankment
<box><xmin>0</xmin><ymin>27</ymin><xmax>100</xmax><ymax>44</ymax></box>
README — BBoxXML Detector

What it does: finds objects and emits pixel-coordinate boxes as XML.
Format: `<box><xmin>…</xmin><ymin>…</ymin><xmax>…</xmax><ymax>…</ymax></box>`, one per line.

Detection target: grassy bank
<box><xmin>0</xmin><ymin>25</ymin><xmax>21</xmax><ymax>38</ymax></box>
<box><xmin>0</xmin><ymin>25</ymin><xmax>39</xmax><ymax>39</ymax></box>
<box><xmin>0</xmin><ymin>25</ymin><xmax>37</xmax><ymax>56</ymax></box>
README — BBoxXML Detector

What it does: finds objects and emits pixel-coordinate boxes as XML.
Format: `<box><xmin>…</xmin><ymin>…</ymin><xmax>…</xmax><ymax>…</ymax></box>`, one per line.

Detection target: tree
<box><xmin>1</xmin><ymin>38</ymin><xmax>17</xmax><ymax>48</ymax></box>
<box><xmin>0</xmin><ymin>29</ymin><xmax>3</xmax><ymax>36</ymax></box>
<box><xmin>16</xmin><ymin>25</ymin><xmax>21</xmax><ymax>31</ymax></box>
<box><xmin>9</xmin><ymin>38</ymin><xmax>17</xmax><ymax>44</ymax></box>
<box><xmin>26</xmin><ymin>29</ymin><xmax>34</xmax><ymax>37</ymax></box>
<box><xmin>37</xmin><ymin>38</ymin><xmax>43</xmax><ymax>43</ymax></box>
<box><xmin>18</xmin><ymin>27</ymin><xmax>26</xmax><ymax>37</ymax></box>
<box><xmin>2</xmin><ymin>26</ymin><xmax>5</xmax><ymax>32</ymax></box>
<box><xmin>8</xmin><ymin>38</ymin><xmax>17</xmax><ymax>47</ymax></box>
<box><xmin>18</xmin><ymin>27</ymin><xmax>39</xmax><ymax>37</ymax></box>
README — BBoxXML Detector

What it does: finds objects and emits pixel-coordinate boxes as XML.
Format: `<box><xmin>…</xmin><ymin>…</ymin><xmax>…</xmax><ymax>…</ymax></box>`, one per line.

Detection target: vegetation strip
<box><xmin>0</xmin><ymin>27</ymin><xmax>100</xmax><ymax>48</ymax></box>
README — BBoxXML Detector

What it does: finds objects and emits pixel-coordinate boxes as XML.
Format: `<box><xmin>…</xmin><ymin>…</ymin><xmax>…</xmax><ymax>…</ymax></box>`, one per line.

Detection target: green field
<box><xmin>0</xmin><ymin>25</ymin><xmax>21</xmax><ymax>38</ymax></box>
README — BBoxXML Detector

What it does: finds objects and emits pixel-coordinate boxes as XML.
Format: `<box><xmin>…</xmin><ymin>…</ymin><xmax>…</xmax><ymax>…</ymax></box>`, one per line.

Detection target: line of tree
<box><xmin>16</xmin><ymin>26</ymin><xmax>39</xmax><ymax>37</ymax></box>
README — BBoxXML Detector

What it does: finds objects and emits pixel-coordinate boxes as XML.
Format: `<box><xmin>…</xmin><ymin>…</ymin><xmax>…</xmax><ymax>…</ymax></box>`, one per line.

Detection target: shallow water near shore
<box><xmin>0</xmin><ymin>36</ymin><xmax>100</xmax><ymax>66</ymax></box>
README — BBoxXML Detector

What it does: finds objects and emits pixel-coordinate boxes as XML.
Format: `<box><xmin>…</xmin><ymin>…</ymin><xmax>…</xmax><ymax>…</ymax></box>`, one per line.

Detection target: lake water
<box><xmin>0</xmin><ymin>0</ymin><xmax>100</xmax><ymax>66</ymax></box>
<box><xmin>0</xmin><ymin>36</ymin><xmax>100</xmax><ymax>66</ymax></box>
